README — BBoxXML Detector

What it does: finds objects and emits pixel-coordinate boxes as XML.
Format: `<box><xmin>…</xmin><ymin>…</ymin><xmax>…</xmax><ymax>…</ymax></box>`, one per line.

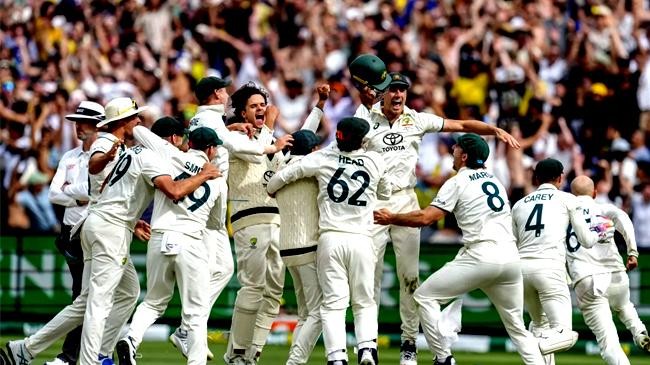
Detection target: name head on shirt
<box><xmin>338</xmin><ymin>155</ymin><xmax>365</xmax><ymax>166</ymax></box>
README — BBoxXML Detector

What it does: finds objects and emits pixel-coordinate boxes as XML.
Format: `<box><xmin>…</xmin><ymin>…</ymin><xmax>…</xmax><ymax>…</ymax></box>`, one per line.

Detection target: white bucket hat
<box><xmin>65</xmin><ymin>101</ymin><xmax>105</xmax><ymax>123</ymax></box>
<box><xmin>98</xmin><ymin>97</ymin><xmax>148</xmax><ymax>127</ymax></box>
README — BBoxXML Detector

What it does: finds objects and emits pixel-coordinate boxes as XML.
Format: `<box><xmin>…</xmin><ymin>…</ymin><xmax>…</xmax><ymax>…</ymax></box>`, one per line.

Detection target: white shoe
<box><xmin>44</xmin><ymin>358</ymin><xmax>69</xmax><ymax>365</ymax></box>
<box><xmin>116</xmin><ymin>336</ymin><xmax>138</xmax><ymax>365</ymax></box>
<box><xmin>399</xmin><ymin>339</ymin><xmax>417</xmax><ymax>365</ymax></box>
<box><xmin>358</xmin><ymin>348</ymin><xmax>375</xmax><ymax>365</ymax></box>
<box><xmin>538</xmin><ymin>329</ymin><xmax>578</xmax><ymax>355</ymax></box>
<box><xmin>223</xmin><ymin>354</ymin><xmax>247</xmax><ymax>365</ymax></box>
<box><xmin>169</xmin><ymin>330</ymin><xmax>215</xmax><ymax>360</ymax></box>
<box><xmin>5</xmin><ymin>340</ymin><xmax>33</xmax><ymax>365</ymax></box>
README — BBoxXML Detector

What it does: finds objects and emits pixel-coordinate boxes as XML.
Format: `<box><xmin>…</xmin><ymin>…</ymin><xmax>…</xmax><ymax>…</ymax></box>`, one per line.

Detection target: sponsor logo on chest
<box><xmin>381</xmin><ymin>132</ymin><xmax>406</xmax><ymax>152</ymax></box>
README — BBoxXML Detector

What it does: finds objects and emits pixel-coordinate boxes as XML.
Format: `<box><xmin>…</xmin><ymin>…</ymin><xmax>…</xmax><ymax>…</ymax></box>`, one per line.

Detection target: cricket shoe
<box><xmin>5</xmin><ymin>340</ymin><xmax>33</xmax><ymax>365</ymax></box>
<box><xmin>538</xmin><ymin>329</ymin><xmax>578</xmax><ymax>355</ymax></box>
<box><xmin>357</xmin><ymin>348</ymin><xmax>377</xmax><ymax>365</ymax></box>
<box><xmin>400</xmin><ymin>339</ymin><xmax>417</xmax><ymax>365</ymax></box>
<box><xmin>168</xmin><ymin>330</ymin><xmax>215</xmax><ymax>360</ymax></box>
<box><xmin>43</xmin><ymin>358</ymin><xmax>69</xmax><ymax>365</ymax></box>
<box><xmin>222</xmin><ymin>354</ymin><xmax>247</xmax><ymax>365</ymax></box>
<box><xmin>98</xmin><ymin>354</ymin><xmax>115</xmax><ymax>365</ymax></box>
<box><xmin>434</xmin><ymin>355</ymin><xmax>457</xmax><ymax>365</ymax></box>
<box><xmin>327</xmin><ymin>361</ymin><xmax>348</xmax><ymax>365</ymax></box>
<box><xmin>116</xmin><ymin>336</ymin><xmax>138</xmax><ymax>365</ymax></box>
<box><xmin>635</xmin><ymin>331</ymin><xmax>650</xmax><ymax>353</ymax></box>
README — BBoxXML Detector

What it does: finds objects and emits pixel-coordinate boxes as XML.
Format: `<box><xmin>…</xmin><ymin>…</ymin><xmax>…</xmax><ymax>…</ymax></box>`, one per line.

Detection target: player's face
<box><xmin>382</xmin><ymin>85</ymin><xmax>407</xmax><ymax>118</ymax></box>
<box><xmin>207</xmin><ymin>145</ymin><xmax>218</xmax><ymax>160</ymax></box>
<box><xmin>452</xmin><ymin>144</ymin><xmax>466</xmax><ymax>171</ymax></box>
<box><xmin>214</xmin><ymin>88</ymin><xmax>229</xmax><ymax>105</ymax></box>
<box><xmin>241</xmin><ymin>94</ymin><xmax>267</xmax><ymax>128</ymax></box>
<box><xmin>75</xmin><ymin>120</ymin><xmax>96</xmax><ymax>141</ymax></box>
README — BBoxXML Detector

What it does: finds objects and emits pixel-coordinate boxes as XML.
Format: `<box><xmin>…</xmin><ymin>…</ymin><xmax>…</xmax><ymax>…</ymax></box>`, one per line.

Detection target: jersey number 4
<box><xmin>327</xmin><ymin>167</ymin><xmax>370</xmax><ymax>206</ymax></box>
<box><xmin>174</xmin><ymin>172</ymin><xmax>210</xmax><ymax>212</ymax></box>
<box><xmin>524</xmin><ymin>204</ymin><xmax>545</xmax><ymax>237</ymax></box>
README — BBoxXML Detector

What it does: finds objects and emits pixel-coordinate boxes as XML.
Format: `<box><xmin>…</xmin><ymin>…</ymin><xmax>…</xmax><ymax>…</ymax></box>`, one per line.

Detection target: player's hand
<box><xmin>627</xmin><ymin>256</ymin><xmax>638</xmax><ymax>271</ymax></box>
<box><xmin>317</xmin><ymin>84</ymin><xmax>331</xmax><ymax>101</ymax></box>
<box><xmin>265</xmin><ymin>105</ymin><xmax>280</xmax><ymax>129</ymax></box>
<box><xmin>134</xmin><ymin>220</ymin><xmax>151</xmax><ymax>241</ymax></box>
<box><xmin>590</xmin><ymin>215</ymin><xmax>615</xmax><ymax>243</ymax></box>
<box><xmin>495</xmin><ymin>128</ymin><xmax>521</xmax><ymax>149</ymax></box>
<box><xmin>373</xmin><ymin>208</ymin><xmax>393</xmax><ymax>225</ymax></box>
<box><xmin>106</xmin><ymin>140</ymin><xmax>123</xmax><ymax>160</ymax></box>
<box><xmin>228</xmin><ymin>123</ymin><xmax>255</xmax><ymax>138</ymax></box>
<box><xmin>275</xmin><ymin>134</ymin><xmax>293</xmax><ymax>151</ymax></box>
<box><xmin>200</xmin><ymin>163</ymin><xmax>221</xmax><ymax>179</ymax></box>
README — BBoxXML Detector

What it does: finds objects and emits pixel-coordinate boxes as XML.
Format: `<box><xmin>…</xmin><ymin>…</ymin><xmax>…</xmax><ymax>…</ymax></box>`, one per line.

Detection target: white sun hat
<box><xmin>65</xmin><ymin>100</ymin><xmax>105</xmax><ymax>123</ymax></box>
<box><xmin>98</xmin><ymin>97</ymin><xmax>148</xmax><ymax>127</ymax></box>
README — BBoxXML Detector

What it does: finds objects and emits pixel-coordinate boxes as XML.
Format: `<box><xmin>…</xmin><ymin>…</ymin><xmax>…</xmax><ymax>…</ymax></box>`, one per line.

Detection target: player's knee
<box><xmin>235</xmin><ymin>290</ymin><xmax>263</xmax><ymax>312</ymax></box>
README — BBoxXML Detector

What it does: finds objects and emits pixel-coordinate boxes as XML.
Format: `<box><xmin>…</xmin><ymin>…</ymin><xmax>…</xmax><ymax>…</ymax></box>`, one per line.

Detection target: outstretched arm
<box><xmin>442</xmin><ymin>119</ymin><xmax>521</xmax><ymax>149</ymax></box>
<box><xmin>374</xmin><ymin>205</ymin><xmax>447</xmax><ymax>227</ymax></box>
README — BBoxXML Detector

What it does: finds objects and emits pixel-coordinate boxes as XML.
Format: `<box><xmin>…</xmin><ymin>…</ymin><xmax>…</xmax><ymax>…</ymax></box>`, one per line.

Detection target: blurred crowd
<box><xmin>1</xmin><ymin>0</ymin><xmax>650</xmax><ymax>247</ymax></box>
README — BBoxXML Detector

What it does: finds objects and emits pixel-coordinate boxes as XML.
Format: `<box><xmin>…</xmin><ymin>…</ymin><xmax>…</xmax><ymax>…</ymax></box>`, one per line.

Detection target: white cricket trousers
<box><xmin>286</xmin><ymin>261</ymin><xmax>322</xmax><ymax>365</ymax></box>
<box><xmin>24</xmin><ymin>221</ymin><xmax>137</xmax><ymax>358</ymax></box>
<box><xmin>414</xmin><ymin>255</ymin><xmax>544</xmax><ymax>365</ymax></box>
<box><xmin>318</xmin><ymin>232</ymin><xmax>378</xmax><ymax>362</ymax></box>
<box><xmin>574</xmin><ymin>272</ymin><xmax>647</xmax><ymax>365</ymax></box>
<box><xmin>227</xmin><ymin>223</ymin><xmax>284</xmax><ymax>359</ymax></box>
<box><xmin>126</xmin><ymin>231</ymin><xmax>211</xmax><ymax>364</ymax></box>
<box><xmin>371</xmin><ymin>189</ymin><xmax>421</xmax><ymax>341</ymax></box>
<box><xmin>177</xmin><ymin>228</ymin><xmax>234</xmax><ymax>334</ymax></box>
<box><xmin>78</xmin><ymin>214</ymin><xmax>140</xmax><ymax>365</ymax></box>
<box><xmin>522</xmin><ymin>261</ymin><xmax>572</xmax><ymax>331</ymax></box>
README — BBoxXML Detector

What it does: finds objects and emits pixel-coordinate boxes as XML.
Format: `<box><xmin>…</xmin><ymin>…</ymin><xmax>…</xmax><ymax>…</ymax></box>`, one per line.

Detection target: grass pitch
<box><xmin>3</xmin><ymin>336</ymin><xmax>650</xmax><ymax>364</ymax></box>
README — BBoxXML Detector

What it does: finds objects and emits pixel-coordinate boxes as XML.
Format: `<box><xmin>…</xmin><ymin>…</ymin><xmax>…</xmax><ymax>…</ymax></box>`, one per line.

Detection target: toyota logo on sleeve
<box><xmin>383</xmin><ymin>133</ymin><xmax>403</xmax><ymax>145</ymax></box>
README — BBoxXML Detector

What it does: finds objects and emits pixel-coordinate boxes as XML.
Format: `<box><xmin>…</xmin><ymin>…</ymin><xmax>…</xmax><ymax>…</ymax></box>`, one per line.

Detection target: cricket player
<box><xmin>511</xmin><ymin>159</ymin><xmax>610</xmax><ymax>364</ymax></box>
<box><xmin>374</xmin><ymin>133</ymin><xmax>545</xmax><ymax>365</ymax></box>
<box><xmin>116</xmin><ymin>122</ymin><xmax>227</xmax><ymax>365</ymax></box>
<box><xmin>2</xmin><ymin>99</ymin><xmax>220</xmax><ymax>365</ymax></box>
<box><xmin>224</xmin><ymin>82</ymin><xmax>327</xmax><ymax>365</ymax></box>
<box><xmin>274</xmin><ymin>129</ymin><xmax>322</xmax><ymax>365</ymax></box>
<box><xmin>45</xmin><ymin>101</ymin><xmax>102</xmax><ymax>365</ymax></box>
<box><xmin>268</xmin><ymin>117</ymin><xmax>391</xmax><ymax>365</ymax></box>
<box><xmin>349</xmin><ymin>56</ymin><xmax>520</xmax><ymax>364</ymax></box>
<box><xmin>567</xmin><ymin>175</ymin><xmax>650</xmax><ymax>365</ymax></box>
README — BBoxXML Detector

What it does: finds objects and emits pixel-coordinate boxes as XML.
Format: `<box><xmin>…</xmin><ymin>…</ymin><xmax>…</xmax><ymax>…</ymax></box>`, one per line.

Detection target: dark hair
<box><xmin>230</xmin><ymin>82</ymin><xmax>269</xmax><ymax>118</ymax></box>
<box><xmin>338</xmin><ymin>138</ymin><xmax>364</xmax><ymax>152</ymax></box>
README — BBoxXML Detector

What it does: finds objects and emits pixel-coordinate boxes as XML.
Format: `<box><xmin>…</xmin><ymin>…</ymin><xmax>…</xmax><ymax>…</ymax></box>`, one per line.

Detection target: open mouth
<box><xmin>255</xmin><ymin>113</ymin><xmax>265</xmax><ymax>123</ymax></box>
<box><xmin>391</xmin><ymin>98</ymin><xmax>403</xmax><ymax>107</ymax></box>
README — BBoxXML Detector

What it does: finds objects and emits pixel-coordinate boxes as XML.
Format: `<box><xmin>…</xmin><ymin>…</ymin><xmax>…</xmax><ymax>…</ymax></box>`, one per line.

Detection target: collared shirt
<box><xmin>355</xmin><ymin>104</ymin><xmax>444</xmax><ymax>191</ymax></box>
<box><xmin>49</xmin><ymin>146</ymin><xmax>91</xmax><ymax>226</ymax></box>
<box><xmin>89</xmin><ymin>132</ymin><xmax>126</xmax><ymax>203</ymax></box>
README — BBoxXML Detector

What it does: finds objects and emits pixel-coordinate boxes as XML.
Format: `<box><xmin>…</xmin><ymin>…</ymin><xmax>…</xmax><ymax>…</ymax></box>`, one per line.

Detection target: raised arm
<box><xmin>89</xmin><ymin>140</ymin><xmax>122</xmax><ymax>174</ymax></box>
<box><xmin>442</xmin><ymin>118</ymin><xmax>521</xmax><ymax>149</ymax></box>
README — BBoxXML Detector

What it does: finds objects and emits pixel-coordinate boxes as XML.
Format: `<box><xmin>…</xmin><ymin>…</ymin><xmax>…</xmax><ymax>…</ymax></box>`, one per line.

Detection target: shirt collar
<box><xmin>197</xmin><ymin>104</ymin><xmax>226</xmax><ymax>114</ymax></box>
<box><xmin>187</xmin><ymin>149</ymin><xmax>210</xmax><ymax>162</ymax></box>
<box><xmin>537</xmin><ymin>183</ymin><xmax>558</xmax><ymax>191</ymax></box>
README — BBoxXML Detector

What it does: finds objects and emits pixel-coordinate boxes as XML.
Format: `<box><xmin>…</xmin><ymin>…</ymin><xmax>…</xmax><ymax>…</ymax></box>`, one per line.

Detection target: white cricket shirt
<box><xmin>89</xmin><ymin>145</ymin><xmax>170</xmax><ymax>231</ymax></box>
<box><xmin>267</xmin><ymin>144</ymin><xmax>391</xmax><ymax>236</ymax></box>
<box><xmin>566</xmin><ymin>195</ymin><xmax>639</xmax><ymax>284</ymax></box>
<box><xmin>49</xmin><ymin>146</ymin><xmax>91</xmax><ymax>226</ymax></box>
<box><xmin>511</xmin><ymin>183</ymin><xmax>598</xmax><ymax>269</ymax></box>
<box><xmin>89</xmin><ymin>132</ymin><xmax>126</xmax><ymax>203</ymax></box>
<box><xmin>431</xmin><ymin>167</ymin><xmax>519</xmax><ymax>263</ymax></box>
<box><xmin>133</xmin><ymin>126</ymin><xmax>226</xmax><ymax>239</ymax></box>
<box><xmin>355</xmin><ymin>104</ymin><xmax>444</xmax><ymax>191</ymax></box>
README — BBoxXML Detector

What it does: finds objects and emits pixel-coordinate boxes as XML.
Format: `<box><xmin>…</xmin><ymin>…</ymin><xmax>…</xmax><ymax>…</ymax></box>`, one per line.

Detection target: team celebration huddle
<box><xmin>2</xmin><ymin>53</ymin><xmax>648</xmax><ymax>365</ymax></box>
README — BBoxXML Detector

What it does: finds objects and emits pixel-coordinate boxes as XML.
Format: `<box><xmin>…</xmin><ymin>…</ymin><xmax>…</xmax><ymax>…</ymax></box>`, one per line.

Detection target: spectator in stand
<box><xmin>632</xmin><ymin>183</ymin><xmax>650</xmax><ymax>248</ymax></box>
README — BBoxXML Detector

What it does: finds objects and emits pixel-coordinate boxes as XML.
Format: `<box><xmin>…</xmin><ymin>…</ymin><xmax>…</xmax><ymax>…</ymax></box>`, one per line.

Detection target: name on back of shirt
<box><xmin>338</xmin><ymin>155</ymin><xmax>364</xmax><ymax>166</ymax></box>
<box><xmin>524</xmin><ymin>193</ymin><xmax>554</xmax><ymax>203</ymax></box>
<box><xmin>468</xmin><ymin>171</ymin><xmax>491</xmax><ymax>181</ymax></box>
<box><xmin>184</xmin><ymin>161</ymin><xmax>202</xmax><ymax>174</ymax></box>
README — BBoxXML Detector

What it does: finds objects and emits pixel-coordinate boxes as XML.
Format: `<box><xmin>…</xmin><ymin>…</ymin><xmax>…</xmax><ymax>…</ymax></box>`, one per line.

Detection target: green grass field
<box><xmin>3</xmin><ymin>336</ymin><xmax>650</xmax><ymax>364</ymax></box>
